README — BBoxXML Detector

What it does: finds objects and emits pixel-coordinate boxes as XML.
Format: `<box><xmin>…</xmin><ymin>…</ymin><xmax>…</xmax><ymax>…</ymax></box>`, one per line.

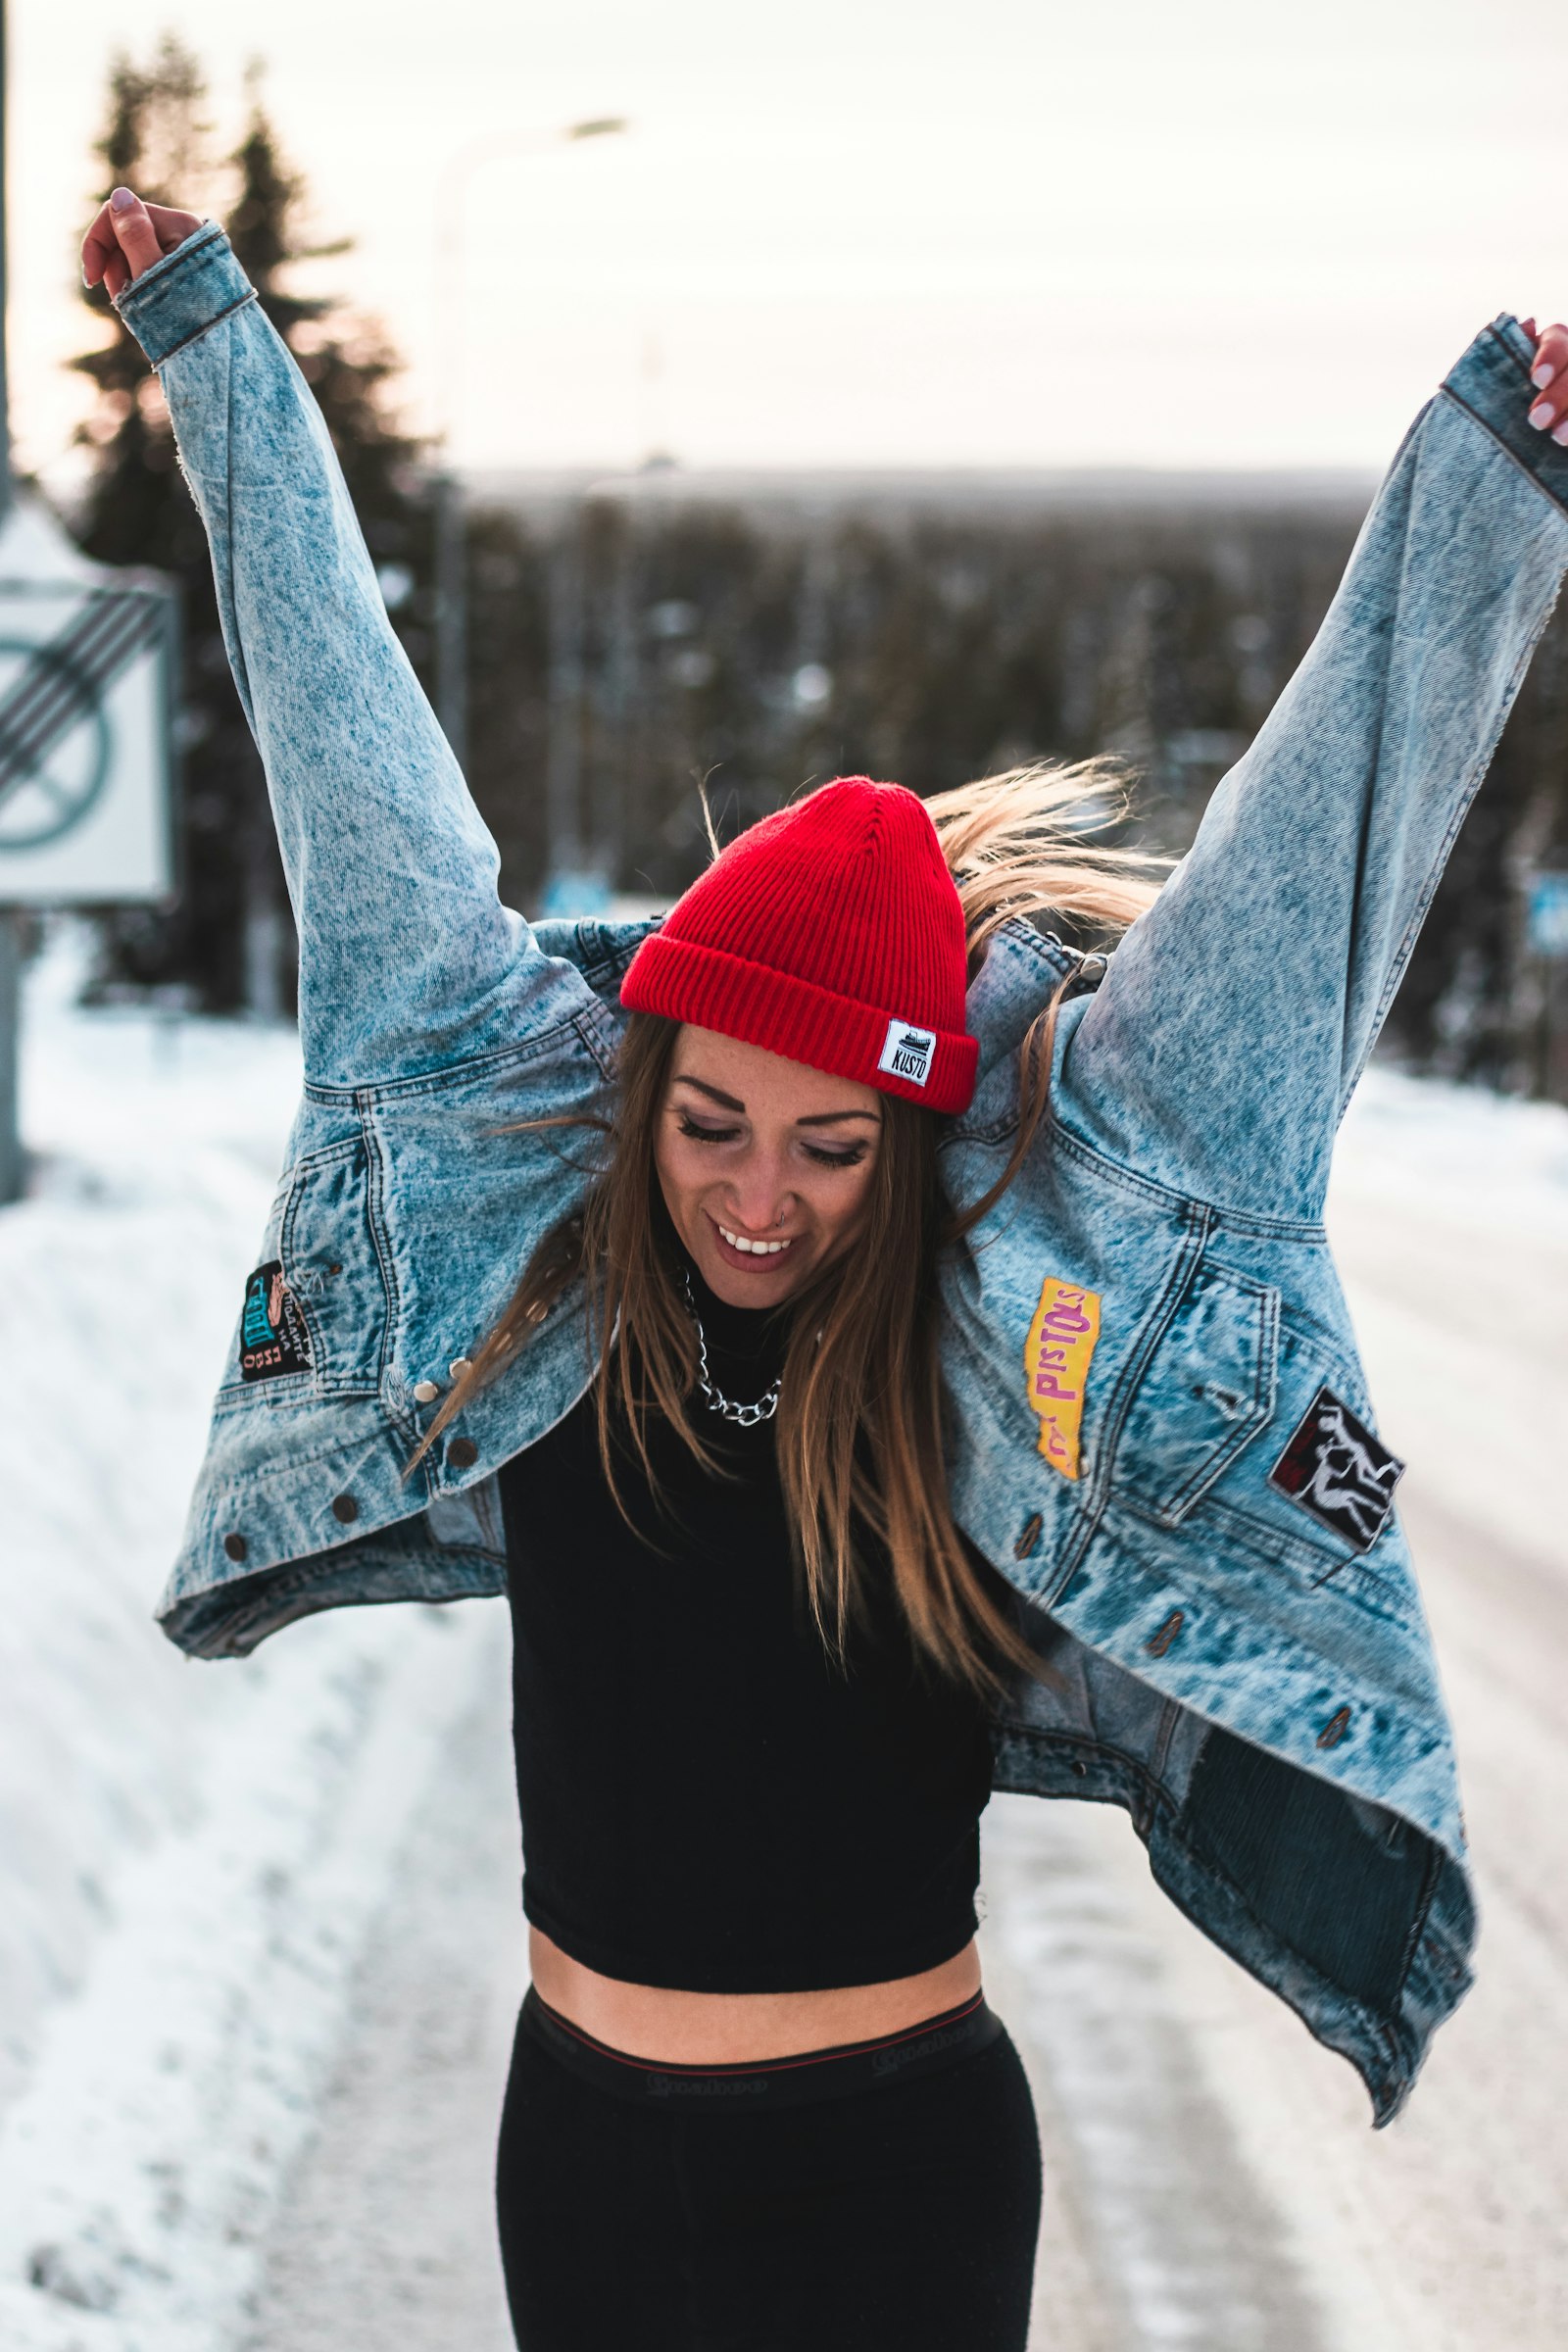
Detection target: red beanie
<box><xmin>620</xmin><ymin>777</ymin><xmax>978</xmax><ymax>1113</ymax></box>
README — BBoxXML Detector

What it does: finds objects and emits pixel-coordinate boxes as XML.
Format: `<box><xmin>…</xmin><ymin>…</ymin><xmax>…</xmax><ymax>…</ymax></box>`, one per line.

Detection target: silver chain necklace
<box><xmin>682</xmin><ymin>1272</ymin><xmax>782</xmax><ymax>1427</ymax></box>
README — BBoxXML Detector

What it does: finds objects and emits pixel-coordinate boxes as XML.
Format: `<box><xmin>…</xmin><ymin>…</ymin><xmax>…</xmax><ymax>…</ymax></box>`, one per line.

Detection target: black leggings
<box><xmin>496</xmin><ymin>1986</ymin><xmax>1042</xmax><ymax>2351</ymax></box>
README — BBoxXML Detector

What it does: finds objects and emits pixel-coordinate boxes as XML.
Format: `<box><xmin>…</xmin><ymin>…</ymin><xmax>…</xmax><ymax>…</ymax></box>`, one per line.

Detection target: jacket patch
<box><xmin>239</xmin><ymin>1261</ymin><xmax>314</xmax><ymax>1383</ymax></box>
<box><xmin>1266</xmin><ymin>1386</ymin><xmax>1403</xmax><ymax>1553</ymax></box>
<box><xmin>1025</xmin><ymin>1277</ymin><xmax>1101</xmax><ymax>1479</ymax></box>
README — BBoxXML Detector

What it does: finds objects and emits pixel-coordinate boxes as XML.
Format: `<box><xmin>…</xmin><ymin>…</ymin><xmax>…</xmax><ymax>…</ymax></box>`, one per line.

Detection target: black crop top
<box><xmin>498</xmin><ymin>1256</ymin><xmax>995</xmax><ymax>1994</ymax></box>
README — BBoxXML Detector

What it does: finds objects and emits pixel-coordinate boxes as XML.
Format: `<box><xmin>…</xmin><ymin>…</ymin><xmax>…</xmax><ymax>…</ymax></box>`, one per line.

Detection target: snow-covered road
<box><xmin>2</xmin><ymin>934</ymin><xmax>1565</xmax><ymax>2350</ymax></box>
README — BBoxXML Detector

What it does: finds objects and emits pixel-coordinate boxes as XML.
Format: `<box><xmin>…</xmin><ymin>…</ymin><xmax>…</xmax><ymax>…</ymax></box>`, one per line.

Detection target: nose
<box><xmin>721</xmin><ymin>1151</ymin><xmax>791</xmax><ymax>1236</ymax></box>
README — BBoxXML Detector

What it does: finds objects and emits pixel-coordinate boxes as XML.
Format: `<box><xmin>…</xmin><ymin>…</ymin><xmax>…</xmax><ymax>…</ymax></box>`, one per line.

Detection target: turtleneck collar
<box><xmin>680</xmin><ymin>1247</ymin><xmax>792</xmax><ymax>1375</ymax></box>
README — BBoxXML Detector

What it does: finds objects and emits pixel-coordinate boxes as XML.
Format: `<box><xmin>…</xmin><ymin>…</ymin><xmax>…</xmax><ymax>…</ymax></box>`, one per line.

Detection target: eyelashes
<box><xmin>675</xmin><ymin>1115</ymin><xmax>740</xmax><ymax>1147</ymax></box>
<box><xmin>673</xmin><ymin>1114</ymin><xmax>867</xmax><ymax>1170</ymax></box>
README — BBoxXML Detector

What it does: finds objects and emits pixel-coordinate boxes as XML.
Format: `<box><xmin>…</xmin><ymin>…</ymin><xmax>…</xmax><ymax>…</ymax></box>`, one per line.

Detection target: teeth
<box><xmin>718</xmin><ymin>1224</ymin><xmax>793</xmax><ymax>1256</ymax></box>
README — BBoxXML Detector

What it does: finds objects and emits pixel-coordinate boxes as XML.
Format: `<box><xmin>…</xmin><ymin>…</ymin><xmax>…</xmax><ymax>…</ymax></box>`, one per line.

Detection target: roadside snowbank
<box><xmin>0</xmin><ymin>931</ymin><xmax>300</xmax><ymax>2118</ymax></box>
<box><xmin>0</xmin><ymin>930</ymin><xmax>497</xmax><ymax>2350</ymax></box>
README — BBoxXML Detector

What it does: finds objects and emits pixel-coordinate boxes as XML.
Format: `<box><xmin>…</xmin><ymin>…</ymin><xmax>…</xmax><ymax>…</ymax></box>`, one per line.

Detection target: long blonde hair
<box><xmin>416</xmin><ymin>761</ymin><xmax>1162</xmax><ymax>1695</ymax></box>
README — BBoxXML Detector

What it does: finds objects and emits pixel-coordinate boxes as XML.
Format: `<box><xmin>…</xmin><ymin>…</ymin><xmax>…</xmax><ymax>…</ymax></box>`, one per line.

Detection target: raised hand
<box><xmin>1519</xmin><ymin>318</ymin><xmax>1568</xmax><ymax>446</ymax></box>
<box><xmin>80</xmin><ymin>187</ymin><xmax>203</xmax><ymax>301</ymax></box>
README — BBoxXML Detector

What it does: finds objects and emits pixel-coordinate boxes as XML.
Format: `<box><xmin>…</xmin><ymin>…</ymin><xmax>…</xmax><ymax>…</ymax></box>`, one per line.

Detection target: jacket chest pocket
<box><xmin>282</xmin><ymin>1138</ymin><xmax>391</xmax><ymax>1395</ymax></box>
<box><xmin>222</xmin><ymin>1136</ymin><xmax>390</xmax><ymax>1399</ymax></box>
<box><xmin>1112</xmin><ymin>1262</ymin><xmax>1279</xmax><ymax>1524</ymax></box>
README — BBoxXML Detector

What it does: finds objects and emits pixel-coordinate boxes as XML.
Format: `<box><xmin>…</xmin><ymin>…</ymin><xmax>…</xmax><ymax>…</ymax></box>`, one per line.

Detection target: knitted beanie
<box><xmin>620</xmin><ymin>777</ymin><xmax>978</xmax><ymax>1113</ymax></box>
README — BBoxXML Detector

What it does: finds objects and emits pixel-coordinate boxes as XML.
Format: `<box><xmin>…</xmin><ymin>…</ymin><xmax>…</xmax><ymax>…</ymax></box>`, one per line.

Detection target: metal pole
<box><xmin>601</xmin><ymin>510</ymin><xmax>640</xmax><ymax>886</ymax></box>
<box><xmin>428</xmin><ymin>118</ymin><xmax>625</xmax><ymax>802</ymax></box>
<box><xmin>434</xmin><ymin>469</ymin><xmax>467</xmax><ymax>773</ymax></box>
<box><xmin>0</xmin><ymin>0</ymin><xmax>23</xmax><ymax>1208</ymax></box>
<box><xmin>545</xmin><ymin>508</ymin><xmax>585</xmax><ymax>892</ymax></box>
<box><xmin>0</xmin><ymin>0</ymin><xmax>10</xmax><ymax>520</ymax></box>
<box><xmin>0</xmin><ymin>915</ymin><xmax>20</xmax><ymax>1203</ymax></box>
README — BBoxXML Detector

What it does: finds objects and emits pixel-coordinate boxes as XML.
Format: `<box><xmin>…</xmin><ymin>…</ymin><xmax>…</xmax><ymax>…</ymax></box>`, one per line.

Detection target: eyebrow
<box><xmin>672</xmin><ymin>1074</ymin><xmax>882</xmax><ymax>1127</ymax></box>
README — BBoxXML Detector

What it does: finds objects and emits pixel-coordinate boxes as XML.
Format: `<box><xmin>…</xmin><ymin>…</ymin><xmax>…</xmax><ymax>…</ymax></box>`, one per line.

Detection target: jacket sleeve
<box><xmin>1059</xmin><ymin>316</ymin><xmax>1568</xmax><ymax>1222</ymax></box>
<box><xmin>114</xmin><ymin>223</ymin><xmax>589</xmax><ymax>1086</ymax></box>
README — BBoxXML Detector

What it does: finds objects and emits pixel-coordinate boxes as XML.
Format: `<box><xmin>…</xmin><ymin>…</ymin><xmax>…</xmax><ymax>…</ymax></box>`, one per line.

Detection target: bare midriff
<box><xmin>528</xmin><ymin>1926</ymin><xmax>983</xmax><ymax>2065</ymax></box>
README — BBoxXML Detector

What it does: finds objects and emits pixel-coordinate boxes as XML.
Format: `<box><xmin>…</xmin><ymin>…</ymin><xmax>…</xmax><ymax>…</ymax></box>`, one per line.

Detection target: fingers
<box><xmin>79</xmin><ymin>189</ymin><xmax>203</xmax><ymax>299</ymax></box>
<box><xmin>1526</xmin><ymin>318</ymin><xmax>1568</xmax><ymax>446</ymax></box>
<box><xmin>80</xmin><ymin>200</ymin><xmax>124</xmax><ymax>294</ymax></box>
<box><xmin>104</xmin><ymin>188</ymin><xmax>165</xmax><ymax>281</ymax></box>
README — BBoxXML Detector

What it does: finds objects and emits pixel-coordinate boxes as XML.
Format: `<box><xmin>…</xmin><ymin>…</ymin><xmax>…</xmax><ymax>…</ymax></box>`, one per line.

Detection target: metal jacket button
<box><xmin>413</xmin><ymin>1379</ymin><xmax>440</xmax><ymax>1403</ymax></box>
<box><xmin>448</xmin><ymin>1437</ymin><xmax>478</xmax><ymax>1470</ymax></box>
<box><xmin>331</xmin><ymin>1494</ymin><xmax>360</xmax><ymax>1524</ymax></box>
<box><xmin>223</xmin><ymin>1532</ymin><xmax>248</xmax><ymax>1563</ymax></box>
<box><xmin>449</xmin><ymin>1357</ymin><xmax>473</xmax><ymax>1380</ymax></box>
<box><xmin>1146</xmin><ymin>1609</ymin><xmax>1185</xmax><ymax>1658</ymax></box>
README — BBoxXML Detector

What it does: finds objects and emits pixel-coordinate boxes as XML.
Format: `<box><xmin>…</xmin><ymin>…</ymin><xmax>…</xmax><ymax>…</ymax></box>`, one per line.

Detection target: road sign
<box><xmin>1527</xmin><ymin>871</ymin><xmax>1568</xmax><ymax>960</ymax></box>
<box><xmin>0</xmin><ymin>491</ymin><xmax>174</xmax><ymax>906</ymax></box>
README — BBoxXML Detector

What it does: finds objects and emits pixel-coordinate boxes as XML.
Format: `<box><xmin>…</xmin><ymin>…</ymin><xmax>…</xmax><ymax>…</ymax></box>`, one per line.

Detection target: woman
<box><xmin>83</xmin><ymin>187</ymin><xmax>1568</xmax><ymax>2350</ymax></box>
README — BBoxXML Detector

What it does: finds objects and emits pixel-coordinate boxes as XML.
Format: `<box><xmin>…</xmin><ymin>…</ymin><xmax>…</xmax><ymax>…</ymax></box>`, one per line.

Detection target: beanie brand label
<box><xmin>1025</xmin><ymin>1277</ymin><xmax>1102</xmax><ymax>1480</ymax></box>
<box><xmin>878</xmin><ymin>1018</ymin><xmax>936</xmax><ymax>1088</ymax></box>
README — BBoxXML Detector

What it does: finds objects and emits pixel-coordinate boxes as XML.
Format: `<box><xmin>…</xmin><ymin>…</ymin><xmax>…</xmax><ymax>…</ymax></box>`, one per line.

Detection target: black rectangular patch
<box><xmin>239</xmin><ymin>1260</ymin><xmax>314</xmax><ymax>1383</ymax></box>
<box><xmin>1266</xmin><ymin>1385</ymin><xmax>1404</xmax><ymax>1553</ymax></box>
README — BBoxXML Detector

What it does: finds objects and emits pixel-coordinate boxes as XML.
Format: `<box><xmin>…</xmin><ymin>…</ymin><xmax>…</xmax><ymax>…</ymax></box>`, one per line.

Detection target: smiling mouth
<box><xmin>710</xmin><ymin>1217</ymin><xmax>795</xmax><ymax>1258</ymax></box>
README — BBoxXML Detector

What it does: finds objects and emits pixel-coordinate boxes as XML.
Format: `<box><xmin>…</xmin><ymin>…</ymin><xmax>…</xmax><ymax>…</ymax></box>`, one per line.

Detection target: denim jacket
<box><xmin>116</xmin><ymin>227</ymin><xmax>1568</xmax><ymax>2124</ymax></box>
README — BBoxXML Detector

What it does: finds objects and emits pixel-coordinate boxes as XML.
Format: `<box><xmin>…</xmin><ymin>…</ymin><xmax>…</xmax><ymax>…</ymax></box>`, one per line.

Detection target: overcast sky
<box><xmin>10</xmin><ymin>0</ymin><xmax>1566</xmax><ymax>486</ymax></box>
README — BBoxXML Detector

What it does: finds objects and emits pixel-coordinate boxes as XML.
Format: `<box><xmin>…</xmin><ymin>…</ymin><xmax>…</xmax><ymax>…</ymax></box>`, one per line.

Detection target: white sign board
<box><xmin>0</xmin><ymin>492</ymin><xmax>174</xmax><ymax>906</ymax></box>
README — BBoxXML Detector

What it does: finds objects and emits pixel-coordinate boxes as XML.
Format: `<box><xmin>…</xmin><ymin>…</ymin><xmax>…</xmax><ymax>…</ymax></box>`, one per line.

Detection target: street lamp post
<box><xmin>432</xmin><ymin>468</ymin><xmax>468</xmax><ymax>774</ymax></box>
<box><xmin>429</xmin><ymin>118</ymin><xmax>626</xmax><ymax>788</ymax></box>
<box><xmin>0</xmin><ymin>0</ymin><xmax>23</xmax><ymax>1208</ymax></box>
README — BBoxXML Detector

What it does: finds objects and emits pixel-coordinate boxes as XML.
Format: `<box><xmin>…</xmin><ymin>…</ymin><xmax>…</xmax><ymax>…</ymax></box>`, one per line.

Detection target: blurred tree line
<box><xmin>72</xmin><ymin>35</ymin><xmax>432</xmax><ymax>1016</ymax></box>
<box><xmin>70</xmin><ymin>40</ymin><xmax>1568</xmax><ymax>1090</ymax></box>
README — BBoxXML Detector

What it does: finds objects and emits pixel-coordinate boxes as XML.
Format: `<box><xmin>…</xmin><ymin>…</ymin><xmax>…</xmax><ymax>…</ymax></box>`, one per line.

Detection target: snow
<box><xmin>0</xmin><ymin>927</ymin><xmax>495</xmax><ymax>2349</ymax></box>
<box><xmin>1326</xmin><ymin>1064</ymin><xmax>1568</xmax><ymax>1573</ymax></box>
<box><xmin>0</xmin><ymin>924</ymin><xmax>1563</xmax><ymax>2349</ymax></box>
<box><xmin>1333</xmin><ymin>1062</ymin><xmax>1568</xmax><ymax>1250</ymax></box>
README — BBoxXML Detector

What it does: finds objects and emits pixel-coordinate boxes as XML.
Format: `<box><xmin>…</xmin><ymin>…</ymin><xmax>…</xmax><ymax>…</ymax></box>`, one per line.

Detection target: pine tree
<box><xmin>72</xmin><ymin>43</ymin><xmax>433</xmax><ymax>1012</ymax></box>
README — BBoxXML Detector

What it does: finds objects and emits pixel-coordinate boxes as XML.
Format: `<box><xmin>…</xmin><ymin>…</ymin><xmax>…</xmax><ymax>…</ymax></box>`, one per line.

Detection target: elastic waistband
<box><xmin>520</xmin><ymin>1984</ymin><xmax>1003</xmax><ymax>2109</ymax></box>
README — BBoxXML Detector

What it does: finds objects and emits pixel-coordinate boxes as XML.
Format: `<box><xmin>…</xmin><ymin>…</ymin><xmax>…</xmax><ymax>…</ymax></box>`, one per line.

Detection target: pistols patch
<box><xmin>239</xmin><ymin>1260</ymin><xmax>314</xmax><ymax>1383</ymax></box>
<box><xmin>1266</xmin><ymin>1385</ymin><xmax>1404</xmax><ymax>1553</ymax></box>
<box><xmin>1025</xmin><ymin>1277</ymin><xmax>1101</xmax><ymax>1479</ymax></box>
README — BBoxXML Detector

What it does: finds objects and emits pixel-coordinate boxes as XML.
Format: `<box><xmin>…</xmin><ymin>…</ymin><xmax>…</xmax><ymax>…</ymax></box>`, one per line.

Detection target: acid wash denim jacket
<box><xmin>116</xmin><ymin>226</ymin><xmax>1568</xmax><ymax>2125</ymax></box>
